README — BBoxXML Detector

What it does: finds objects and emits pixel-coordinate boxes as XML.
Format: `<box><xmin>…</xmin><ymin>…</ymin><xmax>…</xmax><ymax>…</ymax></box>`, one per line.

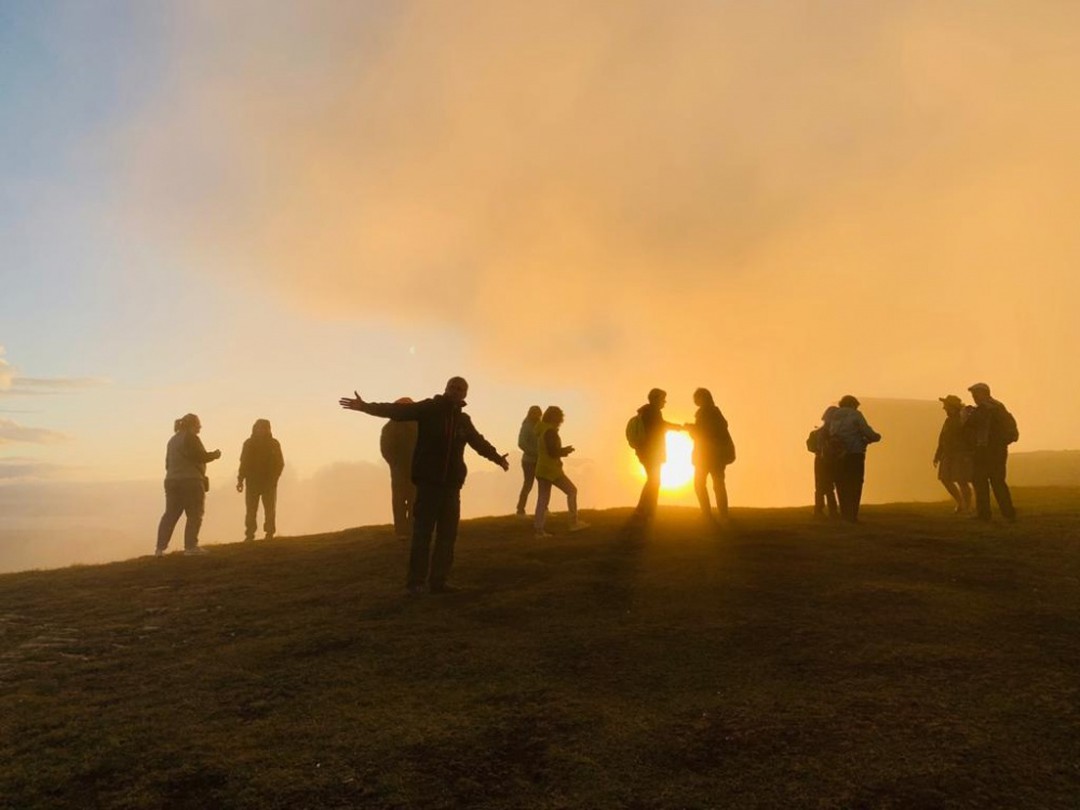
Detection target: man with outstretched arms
<box><xmin>340</xmin><ymin>377</ymin><xmax>510</xmax><ymax>594</ymax></box>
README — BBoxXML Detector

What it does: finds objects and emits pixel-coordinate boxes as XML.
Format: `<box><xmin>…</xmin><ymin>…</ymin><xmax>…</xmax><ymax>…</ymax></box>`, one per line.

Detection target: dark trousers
<box><xmin>835</xmin><ymin>453</ymin><xmax>866</xmax><ymax>522</ymax></box>
<box><xmin>972</xmin><ymin>448</ymin><xmax>1015</xmax><ymax>520</ymax></box>
<box><xmin>389</xmin><ymin>464</ymin><xmax>416</xmax><ymax>537</ymax></box>
<box><xmin>245</xmin><ymin>481</ymin><xmax>278</xmax><ymax>539</ymax></box>
<box><xmin>516</xmin><ymin>459</ymin><xmax>537</xmax><ymax>513</ymax></box>
<box><xmin>694</xmin><ymin>461</ymin><xmax>728</xmax><ymax>519</ymax></box>
<box><xmin>157</xmin><ymin>478</ymin><xmax>205</xmax><ymax>551</ymax></box>
<box><xmin>634</xmin><ymin>462</ymin><xmax>662</xmax><ymax>520</ymax></box>
<box><xmin>408</xmin><ymin>484</ymin><xmax>462</xmax><ymax>588</ymax></box>
<box><xmin>814</xmin><ymin>456</ymin><xmax>838</xmax><ymax>516</ymax></box>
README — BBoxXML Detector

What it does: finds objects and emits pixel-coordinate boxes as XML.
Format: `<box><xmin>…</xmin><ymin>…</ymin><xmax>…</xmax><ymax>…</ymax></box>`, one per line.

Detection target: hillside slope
<box><xmin>2</xmin><ymin>489</ymin><xmax>1079</xmax><ymax>809</ymax></box>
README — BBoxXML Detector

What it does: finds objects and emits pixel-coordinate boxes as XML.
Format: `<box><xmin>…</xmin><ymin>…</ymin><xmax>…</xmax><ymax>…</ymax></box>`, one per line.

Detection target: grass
<box><xmin>1</xmin><ymin>487</ymin><xmax>1078</xmax><ymax>809</ymax></box>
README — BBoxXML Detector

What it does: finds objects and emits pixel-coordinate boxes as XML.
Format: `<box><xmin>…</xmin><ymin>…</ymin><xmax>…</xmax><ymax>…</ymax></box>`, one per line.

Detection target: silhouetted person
<box><xmin>515</xmin><ymin>405</ymin><xmax>542</xmax><ymax>517</ymax></box>
<box><xmin>380</xmin><ymin>398</ymin><xmax>419</xmax><ymax>540</ymax></box>
<box><xmin>686</xmin><ymin>388</ymin><xmax>735</xmax><ymax>524</ymax></box>
<box><xmin>533</xmin><ymin>406</ymin><xmax>589</xmax><ymax>537</ymax></box>
<box><xmin>809</xmin><ymin>406</ymin><xmax>840</xmax><ymax>519</ymax></box>
<box><xmin>630</xmin><ymin>388</ymin><xmax>684</xmax><ymax>523</ymax></box>
<box><xmin>237</xmin><ymin>419</ymin><xmax>284</xmax><ymax>542</ymax></box>
<box><xmin>965</xmin><ymin>382</ymin><xmax>1017</xmax><ymax>521</ymax></box>
<box><xmin>156</xmin><ymin>413</ymin><xmax>221</xmax><ymax>556</ymax></box>
<box><xmin>339</xmin><ymin>377</ymin><xmax>510</xmax><ymax>594</ymax></box>
<box><xmin>933</xmin><ymin>395</ymin><xmax>973</xmax><ymax>514</ymax></box>
<box><xmin>828</xmin><ymin>395</ymin><xmax>881</xmax><ymax>523</ymax></box>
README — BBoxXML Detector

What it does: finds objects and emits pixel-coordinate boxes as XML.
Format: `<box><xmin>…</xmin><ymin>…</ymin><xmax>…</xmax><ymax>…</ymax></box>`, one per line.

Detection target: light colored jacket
<box><xmin>165</xmin><ymin>430</ymin><xmax>213</xmax><ymax>481</ymax></box>
<box><xmin>828</xmin><ymin>407</ymin><xmax>881</xmax><ymax>455</ymax></box>
<box><xmin>518</xmin><ymin>419</ymin><xmax>540</xmax><ymax>462</ymax></box>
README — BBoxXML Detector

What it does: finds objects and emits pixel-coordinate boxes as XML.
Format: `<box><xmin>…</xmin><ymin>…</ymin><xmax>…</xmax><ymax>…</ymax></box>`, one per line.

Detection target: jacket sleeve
<box><xmin>272</xmin><ymin>440</ymin><xmax>284</xmax><ymax>479</ymax></box>
<box><xmin>184</xmin><ymin>432</ymin><xmax>218</xmax><ymax>463</ymax></box>
<box><xmin>464</xmin><ymin>420</ymin><xmax>504</xmax><ymax>465</ymax></box>
<box><xmin>517</xmin><ymin>422</ymin><xmax>533</xmax><ymax>453</ymax></box>
<box><xmin>362</xmin><ymin>399</ymin><xmax>427</xmax><ymax>420</ymax></box>
<box><xmin>238</xmin><ymin>439</ymin><xmax>250</xmax><ymax>480</ymax></box>
<box><xmin>857</xmin><ymin>413</ymin><xmax>882</xmax><ymax>444</ymax></box>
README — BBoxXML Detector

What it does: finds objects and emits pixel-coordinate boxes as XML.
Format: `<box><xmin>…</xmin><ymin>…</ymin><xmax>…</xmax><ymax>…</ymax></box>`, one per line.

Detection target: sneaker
<box><xmin>568</xmin><ymin>520</ymin><xmax>590</xmax><ymax>532</ymax></box>
<box><xmin>244</xmin><ymin>536</ymin><xmax>255</xmax><ymax>543</ymax></box>
<box><xmin>516</xmin><ymin>511</ymin><xmax>531</xmax><ymax>520</ymax></box>
<box><xmin>264</xmin><ymin>533</ymin><xmax>274</xmax><ymax>541</ymax></box>
<box><xmin>183</xmin><ymin>547</ymin><xmax>208</xmax><ymax>556</ymax></box>
<box><xmin>534</xmin><ymin>530</ymin><xmax>553</xmax><ymax>539</ymax></box>
<box><xmin>154</xmin><ymin>548</ymin><xmax>164</xmax><ymax>558</ymax></box>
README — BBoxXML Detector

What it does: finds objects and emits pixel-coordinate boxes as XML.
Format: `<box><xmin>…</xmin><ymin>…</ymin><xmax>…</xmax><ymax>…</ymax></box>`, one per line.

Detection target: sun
<box><xmin>660</xmin><ymin>431</ymin><xmax>695</xmax><ymax>490</ymax></box>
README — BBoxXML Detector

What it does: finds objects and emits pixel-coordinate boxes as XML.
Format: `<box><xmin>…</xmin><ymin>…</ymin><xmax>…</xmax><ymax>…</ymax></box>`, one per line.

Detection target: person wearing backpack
<box><xmin>808</xmin><ymin>405</ymin><xmax>840</xmax><ymax>519</ymax></box>
<box><xmin>686</xmin><ymin>387</ymin><xmax>734</xmax><ymax>524</ymax></box>
<box><xmin>965</xmin><ymin>382</ymin><xmax>1017</xmax><ymax>521</ymax></box>
<box><xmin>629</xmin><ymin>388</ymin><xmax>684</xmax><ymax>524</ymax></box>
<box><xmin>828</xmin><ymin>395</ymin><xmax>881</xmax><ymax>523</ymax></box>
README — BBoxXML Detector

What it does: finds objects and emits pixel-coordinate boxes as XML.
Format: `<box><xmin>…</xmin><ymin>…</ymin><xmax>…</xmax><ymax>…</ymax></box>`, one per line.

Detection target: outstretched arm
<box><xmin>339</xmin><ymin>391</ymin><xmax>425</xmax><ymax>420</ymax></box>
<box><xmin>465</xmin><ymin>422</ymin><xmax>510</xmax><ymax>471</ymax></box>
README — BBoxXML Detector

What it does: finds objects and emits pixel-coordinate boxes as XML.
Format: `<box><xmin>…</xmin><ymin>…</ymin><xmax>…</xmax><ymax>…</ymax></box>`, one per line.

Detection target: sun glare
<box><xmin>661</xmin><ymin>431</ymin><xmax>695</xmax><ymax>489</ymax></box>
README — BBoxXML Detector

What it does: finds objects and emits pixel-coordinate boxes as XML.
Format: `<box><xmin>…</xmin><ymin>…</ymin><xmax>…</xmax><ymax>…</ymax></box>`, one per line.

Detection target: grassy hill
<box><xmin>2</xmin><ymin>488</ymin><xmax>1078</xmax><ymax>809</ymax></box>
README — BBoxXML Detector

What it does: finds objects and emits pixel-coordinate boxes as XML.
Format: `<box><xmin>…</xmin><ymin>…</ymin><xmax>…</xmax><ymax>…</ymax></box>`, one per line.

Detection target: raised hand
<box><xmin>563</xmin><ymin>445</ymin><xmax>576</xmax><ymax>456</ymax></box>
<box><xmin>496</xmin><ymin>453</ymin><xmax>510</xmax><ymax>471</ymax></box>
<box><xmin>339</xmin><ymin>390</ymin><xmax>366</xmax><ymax>411</ymax></box>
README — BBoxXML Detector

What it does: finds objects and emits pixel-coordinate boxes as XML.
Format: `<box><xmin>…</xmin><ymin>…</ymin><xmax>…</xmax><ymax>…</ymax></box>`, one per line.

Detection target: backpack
<box><xmin>625</xmin><ymin>414</ymin><xmax>645</xmax><ymax>450</ymax></box>
<box><xmin>719</xmin><ymin>430</ymin><xmax>737</xmax><ymax>465</ymax></box>
<box><xmin>805</xmin><ymin>428</ymin><xmax>819</xmax><ymax>453</ymax></box>
<box><xmin>999</xmin><ymin>409</ymin><xmax>1020</xmax><ymax>445</ymax></box>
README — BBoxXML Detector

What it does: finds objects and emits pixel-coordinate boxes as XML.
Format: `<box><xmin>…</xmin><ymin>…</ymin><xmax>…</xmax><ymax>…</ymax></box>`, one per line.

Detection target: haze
<box><xmin>3</xmin><ymin>1</ymin><xmax>1078</xmax><ymax>571</ymax></box>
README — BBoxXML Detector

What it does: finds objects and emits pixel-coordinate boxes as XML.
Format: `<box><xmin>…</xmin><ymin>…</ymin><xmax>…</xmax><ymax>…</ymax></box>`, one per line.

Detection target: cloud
<box><xmin>0</xmin><ymin>418</ymin><xmax>70</xmax><ymax>445</ymax></box>
<box><xmin>0</xmin><ymin>458</ymin><xmax>64</xmax><ymax>481</ymax></box>
<box><xmin>114</xmin><ymin>1</ymin><xmax>1080</xmax><ymax>502</ymax></box>
<box><xmin>0</xmin><ymin>347</ymin><xmax>110</xmax><ymax>397</ymax></box>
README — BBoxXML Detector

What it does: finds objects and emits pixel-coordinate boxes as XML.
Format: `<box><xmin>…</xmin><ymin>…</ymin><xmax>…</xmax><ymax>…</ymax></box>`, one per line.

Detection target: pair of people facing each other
<box><xmin>515</xmin><ymin>406</ymin><xmax>590</xmax><ymax>538</ymax></box>
<box><xmin>630</xmin><ymin>387</ymin><xmax>735</xmax><ymax>526</ymax></box>
<box><xmin>808</xmin><ymin>395</ymin><xmax>882</xmax><ymax>523</ymax></box>
<box><xmin>934</xmin><ymin>382</ymin><xmax>1017</xmax><ymax>521</ymax></box>
<box><xmin>156</xmin><ymin>415</ymin><xmax>284</xmax><ymax>556</ymax></box>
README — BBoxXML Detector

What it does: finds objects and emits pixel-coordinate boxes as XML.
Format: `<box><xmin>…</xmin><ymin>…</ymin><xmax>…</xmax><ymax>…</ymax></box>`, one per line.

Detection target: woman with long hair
<box><xmin>533</xmin><ymin>406</ymin><xmax>589</xmax><ymax>538</ymax></box>
<box><xmin>515</xmin><ymin>405</ymin><xmax>543</xmax><ymax>517</ymax></box>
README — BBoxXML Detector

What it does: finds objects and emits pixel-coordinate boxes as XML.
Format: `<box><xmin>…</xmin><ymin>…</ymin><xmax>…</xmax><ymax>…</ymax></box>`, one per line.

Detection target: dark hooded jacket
<box><xmin>692</xmin><ymin>404</ymin><xmax>734</xmax><ymax>467</ymax></box>
<box><xmin>238</xmin><ymin>435</ymin><xmax>284</xmax><ymax>486</ymax></box>
<box><xmin>359</xmin><ymin>395</ymin><xmax>502</xmax><ymax>487</ymax></box>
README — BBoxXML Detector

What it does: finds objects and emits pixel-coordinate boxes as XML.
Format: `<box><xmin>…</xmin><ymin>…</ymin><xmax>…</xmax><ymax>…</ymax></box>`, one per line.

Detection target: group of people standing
<box><xmin>157</xmin><ymin>376</ymin><xmax>1017</xmax><ymax>593</ymax></box>
<box><xmin>808</xmin><ymin>382</ymin><xmax>1018</xmax><ymax>524</ymax></box>
<box><xmin>156</xmin><ymin>415</ymin><xmax>284</xmax><ymax>555</ymax></box>
<box><xmin>932</xmin><ymin>382</ymin><xmax>1018</xmax><ymax>521</ymax></box>
<box><xmin>808</xmin><ymin>395</ymin><xmax>882</xmax><ymax>522</ymax></box>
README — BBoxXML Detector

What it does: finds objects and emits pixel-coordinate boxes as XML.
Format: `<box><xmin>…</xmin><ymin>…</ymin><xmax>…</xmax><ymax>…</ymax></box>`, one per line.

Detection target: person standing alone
<box><xmin>237</xmin><ymin>419</ymin><xmax>285</xmax><ymax>542</ymax></box>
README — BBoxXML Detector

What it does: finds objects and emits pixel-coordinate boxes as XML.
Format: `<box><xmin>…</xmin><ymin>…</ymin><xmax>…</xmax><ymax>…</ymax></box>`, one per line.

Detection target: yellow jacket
<box><xmin>535</xmin><ymin>421</ymin><xmax>563</xmax><ymax>481</ymax></box>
